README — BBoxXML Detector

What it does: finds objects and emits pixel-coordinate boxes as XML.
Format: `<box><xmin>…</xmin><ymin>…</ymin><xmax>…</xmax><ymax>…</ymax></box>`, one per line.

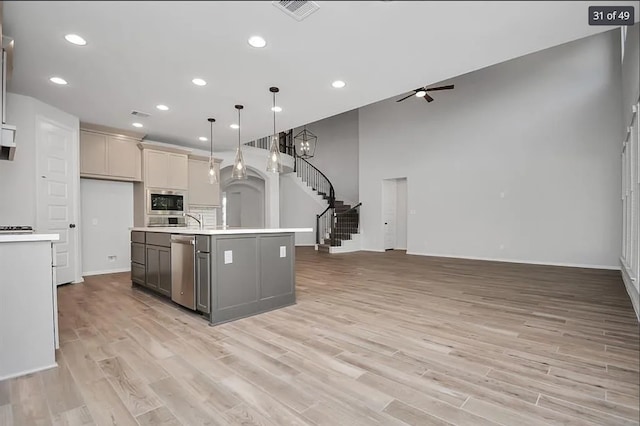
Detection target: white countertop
<box><xmin>0</xmin><ymin>233</ymin><xmax>60</xmax><ymax>243</ymax></box>
<box><xmin>131</xmin><ymin>227</ymin><xmax>313</xmax><ymax>235</ymax></box>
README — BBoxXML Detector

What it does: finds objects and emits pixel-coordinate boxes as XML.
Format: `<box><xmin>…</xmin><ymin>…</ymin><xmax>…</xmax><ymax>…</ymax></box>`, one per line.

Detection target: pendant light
<box><xmin>207</xmin><ymin>118</ymin><xmax>218</xmax><ymax>184</ymax></box>
<box><xmin>232</xmin><ymin>105</ymin><xmax>247</xmax><ymax>180</ymax></box>
<box><xmin>266</xmin><ymin>87</ymin><xmax>283</xmax><ymax>173</ymax></box>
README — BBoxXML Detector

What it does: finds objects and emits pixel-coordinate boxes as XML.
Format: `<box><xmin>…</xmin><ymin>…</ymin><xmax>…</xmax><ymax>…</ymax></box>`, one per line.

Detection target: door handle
<box><xmin>69</xmin><ymin>224</ymin><xmax>76</xmax><ymax>229</ymax></box>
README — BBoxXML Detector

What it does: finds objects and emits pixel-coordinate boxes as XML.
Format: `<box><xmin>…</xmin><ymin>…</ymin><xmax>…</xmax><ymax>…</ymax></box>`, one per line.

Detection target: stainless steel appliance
<box><xmin>170</xmin><ymin>234</ymin><xmax>196</xmax><ymax>309</ymax></box>
<box><xmin>147</xmin><ymin>190</ymin><xmax>185</xmax><ymax>215</ymax></box>
<box><xmin>147</xmin><ymin>216</ymin><xmax>186</xmax><ymax>227</ymax></box>
<box><xmin>0</xmin><ymin>225</ymin><xmax>33</xmax><ymax>234</ymax></box>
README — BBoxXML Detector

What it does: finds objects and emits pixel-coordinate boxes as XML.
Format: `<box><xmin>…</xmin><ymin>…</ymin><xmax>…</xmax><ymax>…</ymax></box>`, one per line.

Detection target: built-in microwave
<box><xmin>147</xmin><ymin>190</ymin><xmax>185</xmax><ymax>215</ymax></box>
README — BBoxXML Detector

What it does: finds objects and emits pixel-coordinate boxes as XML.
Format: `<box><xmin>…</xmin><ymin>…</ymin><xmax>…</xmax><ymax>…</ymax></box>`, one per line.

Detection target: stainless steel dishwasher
<box><xmin>170</xmin><ymin>234</ymin><xmax>196</xmax><ymax>310</ymax></box>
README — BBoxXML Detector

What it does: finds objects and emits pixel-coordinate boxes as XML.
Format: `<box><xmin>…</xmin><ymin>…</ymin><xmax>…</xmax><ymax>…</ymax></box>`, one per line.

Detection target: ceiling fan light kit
<box><xmin>396</xmin><ymin>84</ymin><xmax>454</xmax><ymax>104</ymax></box>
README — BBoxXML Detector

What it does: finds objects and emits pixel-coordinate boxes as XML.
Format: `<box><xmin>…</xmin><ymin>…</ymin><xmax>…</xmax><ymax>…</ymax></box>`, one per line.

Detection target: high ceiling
<box><xmin>4</xmin><ymin>1</ymin><xmax>636</xmax><ymax>149</ymax></box>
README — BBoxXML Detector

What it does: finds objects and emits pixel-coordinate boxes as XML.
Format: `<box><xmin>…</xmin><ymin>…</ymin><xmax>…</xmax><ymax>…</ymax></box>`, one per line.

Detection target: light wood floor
<box><xmin>1</xmin><ymin>248</ymin><xmax>638</xmax><ymax>426</ymax></box>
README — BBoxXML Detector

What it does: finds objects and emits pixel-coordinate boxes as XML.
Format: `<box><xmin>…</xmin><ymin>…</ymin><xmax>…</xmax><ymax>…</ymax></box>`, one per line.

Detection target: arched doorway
<box><xmin>220</xmin><ymin>166</ymin><xmax>266</xmax><ymax>228</ymax></box>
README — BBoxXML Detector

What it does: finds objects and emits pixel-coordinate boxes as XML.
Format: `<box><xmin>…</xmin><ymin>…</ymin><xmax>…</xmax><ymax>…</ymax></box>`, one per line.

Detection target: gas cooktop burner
<box><xmin>0</xmin><ymin>226</ymin><xmax>34</xmax><ymax>234</ymax></box>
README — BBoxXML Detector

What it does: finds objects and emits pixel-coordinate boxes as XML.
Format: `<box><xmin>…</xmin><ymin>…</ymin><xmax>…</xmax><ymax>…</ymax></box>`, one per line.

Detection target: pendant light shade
<box><xmin>266</xmin><ymin>87</ymin><xmax>282</xmax><ymax>173</ymax></box>
<box><xmin>207</xmin><ymin>118</ymin><xmax>218</xmax><ymax>185</ymax></box>
<box><xmin>232</xmin><ymin>105</ymin><xmax>247</xmax><ymax>180</ymax></box>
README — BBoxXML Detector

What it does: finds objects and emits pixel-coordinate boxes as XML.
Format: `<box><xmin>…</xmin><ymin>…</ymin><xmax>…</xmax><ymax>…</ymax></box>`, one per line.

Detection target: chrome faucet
<box><xmin>183</xmin><ymin>212</ymin><xmax>204</xmax><ymax>229</ymax></box>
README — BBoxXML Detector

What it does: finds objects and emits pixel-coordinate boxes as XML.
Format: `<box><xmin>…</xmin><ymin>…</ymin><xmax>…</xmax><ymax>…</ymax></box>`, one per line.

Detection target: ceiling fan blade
<box><xmin>396</xmin><ymin>93</ymin><xmax>415</xmax><ymax>102</ymax></box>
<box><xmin>426</xmin><ymin>85</ymin><xmax>454</xmax><ymax>91</ymax></box>
<box><xmin>424</xmin><ymin>93</ymin><xmax>435</xmax><ymax>102</ymax></box>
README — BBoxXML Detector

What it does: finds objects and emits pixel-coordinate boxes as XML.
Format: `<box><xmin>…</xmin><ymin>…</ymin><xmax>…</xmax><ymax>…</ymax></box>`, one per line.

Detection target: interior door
<box><xmin>382</xmin><ymin>179</ymin><xmax>397</xmax><ymax>250</ymax></box>
<box><xmin>37</xmin><ymin>116</ymin><xmax>78</xmax><ymax>285</ymax></box>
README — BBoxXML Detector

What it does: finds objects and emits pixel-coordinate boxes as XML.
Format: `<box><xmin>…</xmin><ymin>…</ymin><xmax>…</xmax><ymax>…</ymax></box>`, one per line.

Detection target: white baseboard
<box><xmin>620</xmin><ymin>258</ymin><xmax>639</xmax><ymax>321</ymax></box>
<box><xmin>362</xmin><ymin>249</ymin><xmax>386</xmax><ymax>253</ymax></box>
<box><xmin>405</xmin><ymin>251</ymin><xmax>620</xmax><ymax>271</ymax></box>
<box><xmin>82</xmin><ymin>267</ymin><xmax>131</xmax><ymax>277</ymax></box>
<box><xmin>0</xmin><ymin>362</ymin><xmax>58</xmax><ymax>381</ymax></box>
<box><xmin>295</xmin><ymin>244</ymin><xmax>316</xmax><ymax>247</ymax></box>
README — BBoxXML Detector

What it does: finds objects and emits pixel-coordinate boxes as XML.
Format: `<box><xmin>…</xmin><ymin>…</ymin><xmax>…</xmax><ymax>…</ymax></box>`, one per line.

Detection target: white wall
<box><xmin>279</xmin><ymin>173</ymin><xmax>327</xmax><ymax>245</ymax></box>
<box><xmin>80</xmin><ymin>179</ymin><xmax>133</xmax><ymax>275</ymax></box>
<box><xmin>359</xmin><ymin>30</ymin><xmax>623</xmax><ymax>268</ymax></box>
<box><xmin>293</xmin><ymin>109</ymin><xmax>359</xmax><ymax>205</ymax></box>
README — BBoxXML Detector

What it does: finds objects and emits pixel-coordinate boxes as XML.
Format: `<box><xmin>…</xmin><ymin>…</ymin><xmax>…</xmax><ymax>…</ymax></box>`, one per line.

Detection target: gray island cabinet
<box><xmin>130</xmin><ymin>227</ymin><xmax>312</xmax><ymax>325</ymax></box>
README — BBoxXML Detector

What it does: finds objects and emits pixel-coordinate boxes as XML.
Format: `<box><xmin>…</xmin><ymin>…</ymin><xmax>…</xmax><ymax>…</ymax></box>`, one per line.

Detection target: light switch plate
<box><xmin>280</xmin><ymin>246</ymin><xmax>286</xmax><ymax>258</ymax></box>
<box><xmin>224</xmin><ymin>250</ymin><xmax>233</xmax><ymax>264</ymax></box>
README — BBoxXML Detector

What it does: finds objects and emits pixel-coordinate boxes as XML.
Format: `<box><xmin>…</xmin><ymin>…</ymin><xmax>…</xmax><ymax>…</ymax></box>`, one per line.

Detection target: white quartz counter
<box><xmin>0</xmin><ymin>233</ymin><xmax>60</xmax><ymax>243</ymax></box>
<box><xmin>131</xmin><ymin>227</ymin><xmax>313</xmax><ymax>235</ymax></box>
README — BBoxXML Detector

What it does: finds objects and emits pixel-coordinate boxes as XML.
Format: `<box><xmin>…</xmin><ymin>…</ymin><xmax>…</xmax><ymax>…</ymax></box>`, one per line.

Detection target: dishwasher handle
<box><xmin>171</xmin><ymin>235</ymin><xmax>195</xmax><ymax>245</ymax></box>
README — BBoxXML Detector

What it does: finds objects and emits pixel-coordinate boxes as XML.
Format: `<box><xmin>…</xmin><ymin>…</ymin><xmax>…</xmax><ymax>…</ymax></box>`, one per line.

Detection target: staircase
<box><xmin>294</xmin><ymin>155</ymin><xmax>362</xmax><ymax>253</ymax></box>
<box><xmin>246</xmin><ymin>130</ymin><xmax>362</xmax><ymax>253</ymax></box>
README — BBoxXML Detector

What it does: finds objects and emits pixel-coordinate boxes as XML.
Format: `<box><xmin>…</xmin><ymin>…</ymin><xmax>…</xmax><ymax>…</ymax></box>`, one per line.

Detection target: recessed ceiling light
<box><xmin>199</xmin><ymin>136</ymin><xmax>208</xmax><ymax>141</ymax></box>
<box><xmin>415</xmin><ymin>90</ymin><xmax>427</xmax><ymax>98</ymax></box>
<box><xmin>64</xmin><ymin>34</ymin><xmax>87</xmax><ymax>46</ymax></box>
<box><xmin>132</xmin><ymin>122</ymin><xmax>143</xmax><ymax>128</ymax></box>
<box><xmin>49</xmin><ymin>77</ymin><xmax>68</xmax><ymax>85</ymax></box>
<box><xmin>248</xmin><ymin>36</ymin><xmax>267</xmax><ymax>48</ymax></box>
<box><xmin>271</xmin><ymin>106</ymin><xmax>282</xmax><ymax>112</ymax></box>
<box><xmin>230</xmin><ymin>124</ymin><xmax>239</xmax><ymax>129</ymax></box>
<box><xmin>156</xmin><ymin>104</ymin><xmax>169</xmax><ymax>111</ymax></box>
<box><xmin>332</xmin><ymin>80</ymin><xmax>346</xmax><ymax>89</ymax></box>
<box><xmin>192</xmin><ymin>78</ymin><xmax>207</xmax><ymax>86</ymax></box>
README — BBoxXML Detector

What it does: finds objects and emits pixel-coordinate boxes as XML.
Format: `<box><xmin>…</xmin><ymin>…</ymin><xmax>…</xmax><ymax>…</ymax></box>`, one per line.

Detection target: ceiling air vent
<box><xmin>130</xmin><ymin>110</ymin><xmax>151</xmax><ymax>118</ymax></box>
<box><xmin>272</xmin><ymin>1</ymin><xmax>319</xmax><ymax>21</ymax></box>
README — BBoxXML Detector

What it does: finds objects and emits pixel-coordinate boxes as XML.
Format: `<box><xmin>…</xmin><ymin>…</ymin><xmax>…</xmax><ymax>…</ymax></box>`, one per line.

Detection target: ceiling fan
<box><xmin>396</xmin><ymin>84</ymin><xmax>454</xmax><ymax>103</ymax></box>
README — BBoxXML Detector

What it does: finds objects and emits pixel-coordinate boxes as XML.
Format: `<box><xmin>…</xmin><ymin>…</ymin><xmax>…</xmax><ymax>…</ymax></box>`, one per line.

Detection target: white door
<box><xmin>37</xmin><ymin>116</ymin><xmax>79</xmax><ymax>285</ymax></box>
<box><xmin>382</xmin><ymin>179</ymin><xmax>397</xmax><ymax>250</ymax></box>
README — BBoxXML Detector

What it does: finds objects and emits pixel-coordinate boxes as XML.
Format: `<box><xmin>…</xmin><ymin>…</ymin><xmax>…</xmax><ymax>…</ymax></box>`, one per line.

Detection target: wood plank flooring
<box><xmin>1</xmin><ymin>248</ymin><xmax>638</xmax><ymax>425</ymax></box>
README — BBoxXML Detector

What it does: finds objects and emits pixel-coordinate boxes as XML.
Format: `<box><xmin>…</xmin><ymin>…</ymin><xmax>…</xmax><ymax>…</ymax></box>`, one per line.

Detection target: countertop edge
<box><xmin>130</xmin><ymin>227</ymin><xmax>313</xmax><ymax>235</ymax></box>
<box><xmin>0</xmin><ymin>234</ymin><xmax>60</xmax><ymax>243</ymax></box>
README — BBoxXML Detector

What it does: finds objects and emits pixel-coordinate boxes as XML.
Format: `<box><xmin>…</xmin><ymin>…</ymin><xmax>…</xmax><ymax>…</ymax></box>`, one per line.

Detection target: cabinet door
<box><xmin>131</xmin><ymin>262</ymin><xmax>145</xmax><ymax>285</ymax></box>
<box><xmin>167</xmin><ymin>154</ymin><xmax>189</xmax><ymax>190</ymax></box>
<box><xmin>158</xmin><ymin>247</ymin><xmax>172</xmax><ymax>296</ymax></box>
<box><xmin>131</xmin><ymin>242</ymin><xmax>145</xmax><ymax>264</ymax></box>
<box><xmin>188</xmin><ymin>159</ymin><xmax>220</xmax><ymax>206</ymax></box>
<box><xmin>80</xmin><ymin>131</ymin><xmax>108</xmax><ymax>176</ymax></box>
<box><xmin>145</xmin><ymin>246</ymin><xmax>159</xmax><ymax>289</ymax></box>
<box><xmin>108</xmin><ymin>137</ymin><xmax>141</xmax><ymax>181</ymax></box>
<box><xmin>145</xmin><ymin>150</ymin><xmax>168</xmax><ymax>188</ymax></box>
<box><xmin>196</xmin><ymin>251</ymin><xmax>210</xmax><ymax>313</ymax></box>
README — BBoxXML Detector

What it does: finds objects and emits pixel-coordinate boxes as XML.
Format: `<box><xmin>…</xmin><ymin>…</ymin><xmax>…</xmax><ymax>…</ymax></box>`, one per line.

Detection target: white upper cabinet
<box><xmin>142</xmin><ymin>146</ymin><xmax>189</xmax><ymax>190</ymax></box>
<box><xmin>80</xmin><ymin>126</ymin><xmax>142</xmax><ymax>181</ymax></box>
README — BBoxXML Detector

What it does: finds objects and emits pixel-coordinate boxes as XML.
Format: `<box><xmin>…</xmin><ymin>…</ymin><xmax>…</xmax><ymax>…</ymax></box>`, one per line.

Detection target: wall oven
<box><xmin>147</xmin><ymin>190</ymin><xmax>185</xmax><ymax>215</ymax></box>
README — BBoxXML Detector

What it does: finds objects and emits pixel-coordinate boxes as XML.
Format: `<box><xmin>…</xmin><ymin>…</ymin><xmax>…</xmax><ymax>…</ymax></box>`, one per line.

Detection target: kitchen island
<box><xmin>130</xmin><ymin>227</ymin><xmax>312</xmax><ymax>325</ymax></box>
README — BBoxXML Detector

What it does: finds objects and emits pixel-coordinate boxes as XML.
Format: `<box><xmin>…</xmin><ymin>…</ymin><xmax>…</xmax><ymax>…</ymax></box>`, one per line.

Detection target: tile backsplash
<box><xmin>186</xmin><ymin>206</ymin><xmax>218</xmax><ymax>228</ymax></box>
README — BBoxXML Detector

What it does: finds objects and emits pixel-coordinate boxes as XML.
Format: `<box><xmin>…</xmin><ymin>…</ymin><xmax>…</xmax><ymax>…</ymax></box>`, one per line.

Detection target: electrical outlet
<box><xmin>108</xmin><ymin>255</ymin><xmax>117</xmax><ymax>262</ymax></box>
<box><xmin>280</xmin><ymin>246</ymin><xmax>286</xmax><ymax>258</ymax></box>
<box><xmin>92</xmin><ymin>218</ymin><xmax>98</xmax><ymax>225</ymax></box>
